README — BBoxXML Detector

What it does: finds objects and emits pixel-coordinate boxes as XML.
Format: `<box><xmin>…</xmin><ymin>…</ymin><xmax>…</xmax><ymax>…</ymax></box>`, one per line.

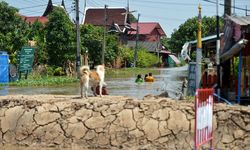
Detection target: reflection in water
<box><xmin>0</xmin><ymin>65</ymin><xmax>188</xmax><ymax>100</ymax></box>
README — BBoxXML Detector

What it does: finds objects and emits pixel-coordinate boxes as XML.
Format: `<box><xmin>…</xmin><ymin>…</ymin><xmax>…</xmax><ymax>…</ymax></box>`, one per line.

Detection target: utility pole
<box><xmin>224</xmin><ymin>0</ymin><xmax>232</xmax><ymax>16</ymax></box>
<box><xmin>83</xmin><ymin>0</ymin><xmax>88</xmax><ymax>66</ymax></box>
<box><xmin>222</xmin><ymin>0</ymin><xmax>231</xmax><ymax>100</ymax></box>
<box><xmin>216</xmin><ymin>0</ymin><xmax>221</xmax><ymax>101</ymax></box>
<box><xmin>233</xmin><ymin>0</ymin><xmax>235</xmax><ymax>14</ymax></box>
<box><xmin>196</xmin><ymin>4</ymin><xmax>202</xmax><ymax>90</ymax></box>
<box><xmin>102</xmin><ymin>5</ymin><xmax>108</xmax><ymax>65</ymax></box>
<box><xmin>134</xmin><ymin>13</ymin><xmax>140</xmax><ymax>67</ymax></box>
<box><xmin>76</xmin><ymin>0</ymin><xmax>81</xmax><ymax>78</ymax></box>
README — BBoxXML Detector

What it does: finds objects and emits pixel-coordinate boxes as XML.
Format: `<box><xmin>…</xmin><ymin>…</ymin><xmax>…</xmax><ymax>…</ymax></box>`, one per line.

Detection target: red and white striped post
<box><xmin>194</xmin><ymin>88</ymin><xmax>214</xmax><ymax>150</ymax></box>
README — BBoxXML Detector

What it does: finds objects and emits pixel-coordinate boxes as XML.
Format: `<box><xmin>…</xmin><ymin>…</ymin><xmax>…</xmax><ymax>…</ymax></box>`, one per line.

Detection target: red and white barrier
<box><xmin>194</xmin><ymin>88</ymin><xmax>214</xmax><ymax>150</ymax></box>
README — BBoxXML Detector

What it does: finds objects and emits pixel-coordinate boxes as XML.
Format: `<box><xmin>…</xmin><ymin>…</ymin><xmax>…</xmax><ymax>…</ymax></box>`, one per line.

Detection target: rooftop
<box><xmin>128</xmin><ymin>22</ymin><xmax>166</xmax><ymax>36</ymax></box>
<box><xmin>83</xmin><ymin>7</ymin><xmax>128</xmax><ymax>26</ymax></box>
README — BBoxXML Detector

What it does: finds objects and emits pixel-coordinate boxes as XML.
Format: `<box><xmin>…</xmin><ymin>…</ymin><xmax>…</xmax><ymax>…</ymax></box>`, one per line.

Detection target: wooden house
<box><xmin>127</xmin><ymin>22</ymin><xmax>166</xmax><ymax>52</ymax></box>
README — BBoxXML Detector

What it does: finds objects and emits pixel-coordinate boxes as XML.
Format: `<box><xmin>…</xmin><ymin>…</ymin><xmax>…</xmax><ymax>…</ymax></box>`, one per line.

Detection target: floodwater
<box><xmin>0</xmin><ymin>65</ymin><xmax>188</xmax><ymax>150</ymax></box>
<box><xmin>0</xmin><ymin>65</ymin><xmax>188</xmax><ymax>99</ymax></box>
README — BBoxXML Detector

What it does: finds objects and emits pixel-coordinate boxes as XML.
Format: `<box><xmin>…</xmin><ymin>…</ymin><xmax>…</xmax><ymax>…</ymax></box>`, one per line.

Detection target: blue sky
<box><xmin>5</xmin><ymin>0</ymin><xmax>250</xmax><ymax>37</ymax></box>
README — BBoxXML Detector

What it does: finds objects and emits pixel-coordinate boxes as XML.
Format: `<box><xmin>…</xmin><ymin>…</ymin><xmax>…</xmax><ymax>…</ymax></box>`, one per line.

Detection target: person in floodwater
<box><xmin>145</xmin><ymin>72</ymin><xmax>155</xmax><ymax>82</ymax></box>
<box><xmin>144</xmin><ymin>74</ymin><xmax>148</xmax><ymax>81</ymax></box>
<box><xmin>135</xmin><ymin>74</ymin><xmax>144</xmax><ymax>83</ymax></box>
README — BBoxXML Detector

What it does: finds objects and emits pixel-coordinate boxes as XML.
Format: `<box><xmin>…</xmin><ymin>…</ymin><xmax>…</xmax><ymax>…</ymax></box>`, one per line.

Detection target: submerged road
<box><xmin>0</xmin><ymin>65</ymin><xmax>188</xmax><ymax>99</ymax></box>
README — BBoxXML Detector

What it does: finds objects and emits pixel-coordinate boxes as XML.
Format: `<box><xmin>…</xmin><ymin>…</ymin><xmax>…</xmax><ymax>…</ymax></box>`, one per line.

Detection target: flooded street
<box><xmin>0</xmin><ymin>65</ymin><xmax>188</xmax><ymax>99</ymax></box>
<box><xmin>0</xmin><ymin>66</ymin><xmax>188</xmax><ymax>150</ymax></box>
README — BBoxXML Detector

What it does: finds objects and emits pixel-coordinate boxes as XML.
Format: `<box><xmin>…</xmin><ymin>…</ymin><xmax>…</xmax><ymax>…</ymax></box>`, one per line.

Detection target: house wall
<box><xmin>127</xmin><ymin>41</ymin><xmax>159</xmax><ymax>52</ymax></box>
<box><xmin>127</xmin><ymin>29</ymin><xmax>161</xmax><ymax>52</ymax></box>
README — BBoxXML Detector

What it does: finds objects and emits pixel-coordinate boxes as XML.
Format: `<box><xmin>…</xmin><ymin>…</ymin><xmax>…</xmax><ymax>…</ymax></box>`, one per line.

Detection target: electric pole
<box><xmin>83</xmin><ymin>0</ymin><xmax>88</xmax><ymax>66</ymax></box>
<box><xmin>222</xmin><ymin>0</ymin><xmax>231</xmax><ymax>100</ymax></box>
<box><xmin>196</xmin><ymin>4</ymin><xmax>202</xmax><ymax>90</ymax></box>
<box><xmin>102</xmin><ymin>5</ymin><xmax>108</xmax><ymax>65</ymax></box>
<box><xmin>224</xmin><ymin>0</ymin><xmax>232</xmax><ymax>16</ymax></box>
<box><xmin>233</xmin><ymin>0</ymin><xmax>235</xmax><ymax>14</ymax></box>
<box><xmin>216</xmin><ymin>0</ymin><xmax>220</xmax><ymax>101</ymax></box>
<box><xmin>76</xmin><ymin>0</ymin><xmax>81</xmax><ymax>78</ymax></box>
<box><xmin>134</xmin><ymin>13</ymin><xmax>140</xmax><ymax>67</ymax></box>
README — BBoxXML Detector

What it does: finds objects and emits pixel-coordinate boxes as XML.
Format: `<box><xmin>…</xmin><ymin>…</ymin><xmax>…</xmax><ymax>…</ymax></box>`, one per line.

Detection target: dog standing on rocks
<box><xmin>80</xmin><ymin>65</ymin><xmax>105</xmax><ymax>98</ymax></box>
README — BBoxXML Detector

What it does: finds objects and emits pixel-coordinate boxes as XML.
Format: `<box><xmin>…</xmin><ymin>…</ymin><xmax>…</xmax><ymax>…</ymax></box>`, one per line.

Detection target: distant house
<box><xmin>21</xmin><ymin>16</ymin><xmax>49</xmax><ymax>25</ymax></box>
<box><xmin>20</xmin><ymin>0</ymin><xmax>66</xmax><ymax>25</ymax></box>
<box><xmin>127</xmin><ymin>22</ymin><xmax>166</xmax><ymax>52</ymax></box>
<box><xmin>19</xmin><ymin>0</ymin><xmax>66</xmax><ymax>47</ymax></box>
<box><xmin>82</xmin><ymin>7</ymin><xmax>136</xmax><ymax>43</ymax></box>
<box><xmin>83</xmin><ymin>7</ymin><xmax>127</xmax><ymax>28</ymax></box>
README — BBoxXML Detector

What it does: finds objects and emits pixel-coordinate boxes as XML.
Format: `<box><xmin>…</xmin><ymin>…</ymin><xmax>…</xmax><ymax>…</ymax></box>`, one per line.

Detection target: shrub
<box><xmin>54</xmin><ymin>67</ymin><xmax>65</xmax><ymax>76</ymax></box>
<box><xmin>120</xmin><ymin>46</ymin><xmax>158</xmax><ymax>68</ymax></box>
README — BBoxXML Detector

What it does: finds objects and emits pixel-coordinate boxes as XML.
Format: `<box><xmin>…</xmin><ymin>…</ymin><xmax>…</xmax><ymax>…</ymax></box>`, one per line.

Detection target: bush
<box><xmin>120</xmin><ymin>46</ymin><xmax>158</xmax><ymax>68</ymax></box>
<box><xmin>54</xmin><ymin>67</ymin><xmax>65</xmax><ymax>76</ymax></box>
<box><xmin>137</xmin><ymin>49</ymin><xmax>158</xmax><ymax>67</ymax></box>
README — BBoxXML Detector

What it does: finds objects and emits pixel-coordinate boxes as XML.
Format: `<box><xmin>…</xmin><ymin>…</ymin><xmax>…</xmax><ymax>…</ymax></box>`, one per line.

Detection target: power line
<box><xmin>203</xmin><ymin>0</ymin><xmax>250</xmax><ymax>12</ymax></box>
<box><xmin>105</xmin><ymin>0</ymin><xmax>214</xmax><ymax>7</ymax></box>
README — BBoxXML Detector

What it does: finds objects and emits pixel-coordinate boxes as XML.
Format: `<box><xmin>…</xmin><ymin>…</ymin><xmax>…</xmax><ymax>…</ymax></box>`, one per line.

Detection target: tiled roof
<box><xmin>128</xmin><ymin>22</ymin><xmax>166</xmax><ymax>36</ymax></box>
<box><xmin>23</xmin><ymin>16</ymin><xmax>48</xmax><ymax>24</ymax></box>
<box><xmin>83</xmin><ymin>7</ymin><xmax>127</xmax><ymax>26</ymax></box>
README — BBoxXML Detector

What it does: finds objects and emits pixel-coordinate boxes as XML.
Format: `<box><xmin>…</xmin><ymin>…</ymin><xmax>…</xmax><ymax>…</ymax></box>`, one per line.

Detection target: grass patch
<box><xmin>106</xmin><ymin>67</ymin><xmax>160</xmax><ymax>78</ymax></box>
<box><xmin>8</xmin><ymin>76</ymin><xmax>78</xmax><ymax>86</ymax></box>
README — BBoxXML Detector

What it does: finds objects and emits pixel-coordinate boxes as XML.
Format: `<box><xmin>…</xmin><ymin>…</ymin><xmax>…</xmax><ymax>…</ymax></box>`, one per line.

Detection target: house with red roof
<box><xmin>127</xmin><ymin>22</ymin><xmax>166</xmax><ymax>52</ymax></box>
<box><xmin>82</xmin><ymin>7</ymin><xmax>136</xmax><ymax>43</ymax></box>
<box><xmin>83</xmin><ymin>7</ymin><xmax>128</xmax><ymax>28</ymax></box>
<box><xmin>21</xmin><ymin>16</ymin><xmax>49</xmax><ymax>25</ymax></box>
<box><xmin>20</xmin><ymin>0</ymin><xmax>66</xmax><ymax>25</ymax></box>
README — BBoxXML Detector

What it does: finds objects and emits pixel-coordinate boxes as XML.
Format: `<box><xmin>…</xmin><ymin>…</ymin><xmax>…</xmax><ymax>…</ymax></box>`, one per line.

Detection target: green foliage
<box><xmin>80</xmin><ymin>24</ymin><xmax>103</xmax><ymax>65</ymax></box>
<box><xmin>46</xmin><ymin>7</ymin><xmax>75</xmax><ymax>67</ymax></box>
<box><xmin>54</xmin><ymin>67</ymin><xmax>65</xmax><ymax>76</ymax></box>
<box><xmin>105</xmin><ymin>33</ymin><xmax>120</xmax><ymax>65</ymax></box>
<box><xmin>42</xmin><ymin>65</ymin><xmax>55</xmax><ymax>76</ymax></box>
<box><xmin>232</xmin><ymin>57</ymin><xmax>239</xmax><ymax>78</ymax></box>
<box><xmin>119</xmin><ymin>46</ymin><xmax>158</xmax><ymax>67</ymax></box>
<box><xmin>80</xmin><ymin>24</ymin><xmax>120</xmax><ymax>66</ymax></box>
<box><xmin>9</xmin><ymin>76</ymin><xmax>77</xmax><ymax>86</ymax></box>
<box><xmin>129</xmin><ymin>14</ymin><xmax>137</xmax><ymax>23</ymax></box>
<box><xmin>168</xmin><ymin>16</ymin><xmax>223</xmax><ymax>54</ymax></box>
<box><xmin>137</xmin><ymin>48</ymin><xmax>158</xmax><ymax>67</ymax></box>
<box><xmin>29</xmin><ymin>21</ymin><xmax>47</xmax><ymax>64</ymax></box>
<box><xmin>160</xmin><ymin>36</ymin><xmax>170</xmax><ymax>50</ymax></box>
<box><xmin>119</xmin><ymin>46</ymin><xmax>134</xmax><ymax>65</ymax></box>
<box><xmin>0</xmin><ymin>2</ymin><xmax>29</xmax><ymax>64</ymax></box>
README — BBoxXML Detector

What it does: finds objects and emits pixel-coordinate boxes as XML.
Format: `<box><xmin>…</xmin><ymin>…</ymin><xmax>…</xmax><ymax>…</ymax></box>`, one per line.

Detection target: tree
<box><xmin>80</xmin><ymin>24</ymin><xmax>103</xmax><ymax>66</ymax></box>
<box><xmin>168</xmin><ymin>16</ymin><xmax>223</xmax><ymax>54</ymax></box>
<box><xmin>120</xmin><ymin>46</ymin><xmax>158</xmax><ymax>67</ymax></box>
<box><xmin>28</xmin><ymin>20</ymin><xmax>47</xmax><ymax>64</ymax></box>
<box><xmin>0</xmin><ymin>2</ymin><xmax>29</xmax><ymax>63</ymax></box>
<box><xmin>160</xmin><ymin>36</ymin><xmax>170</xmax><ymax>50</ymax></box>
<box><xmin>45</xmin><ymin>7</ymin><xmax>75</xmax><ymax>67</ymax></box>
<box><xmin>80</xmin><ymin>24</ymin><xmax>120</xmax><ymax>67</ymax></box>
